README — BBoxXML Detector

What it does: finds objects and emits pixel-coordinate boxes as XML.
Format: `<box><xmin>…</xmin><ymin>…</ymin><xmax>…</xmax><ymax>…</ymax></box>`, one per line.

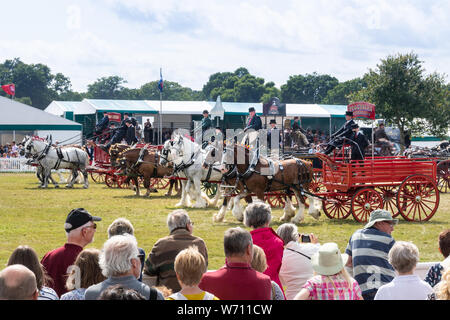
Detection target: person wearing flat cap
<box><xmin>41</xmin><ymin>208</ymin><xmax>101</xmax><ymax>297</ymax></box>
<box><xmin>244</xmin><ymin>107</ymin><xmax>262</xmax><ymax>132</ymax></box>
<box><xmin>345</xmin><ymin>209</ymin><xmax>398</xmax><ymax>300</ymax></box>
<box><xmin>294</xmin><ymin>242</ymin><xmax>363</xmax><ymax>300</ymax></box>
<box><xmin>324</xmin><ymin>111</ymin><xmax>356</xmax><ymax>155</ymax></box>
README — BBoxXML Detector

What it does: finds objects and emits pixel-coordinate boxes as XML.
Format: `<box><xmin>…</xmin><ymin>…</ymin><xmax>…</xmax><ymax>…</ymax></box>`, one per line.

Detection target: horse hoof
<box><xmin>65</xmin><ymin>185</ymin><xmax>73</xmax><ymax>189</ymax></box>
<box><xmin>55</xmin><ymin>185</ymin><xmax>59</xmax><ymax>189</ymax></box>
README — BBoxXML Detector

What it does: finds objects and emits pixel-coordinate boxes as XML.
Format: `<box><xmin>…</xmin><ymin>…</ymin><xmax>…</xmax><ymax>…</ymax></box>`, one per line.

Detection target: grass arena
<box><xmin>1</xmin><ymin>172</ymin><xmax>449</xmax><ymax>270</ymax></box>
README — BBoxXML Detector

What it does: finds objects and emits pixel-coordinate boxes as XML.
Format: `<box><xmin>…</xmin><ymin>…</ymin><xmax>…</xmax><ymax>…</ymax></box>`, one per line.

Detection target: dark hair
<box><xmin>98</xmin><ymin>285</ymin><xmax>146</xmax><ymax>300</ymax></box>
<box><xmin>439</xmin><ymin>229</ymin><xmax>450</xmax><ymax>258</ymax></box>
<box><xmin>7</xmin><ymin>245</ymin><xmax>51</xmax><ymax>290</ymax></box>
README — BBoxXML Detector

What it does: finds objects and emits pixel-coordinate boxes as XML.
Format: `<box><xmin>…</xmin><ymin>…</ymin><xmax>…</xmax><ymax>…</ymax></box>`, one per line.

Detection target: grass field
<box><xmin>0</xmin><ymin>173</ymin><xmax>449</xmax><ymax>270</ymax></box>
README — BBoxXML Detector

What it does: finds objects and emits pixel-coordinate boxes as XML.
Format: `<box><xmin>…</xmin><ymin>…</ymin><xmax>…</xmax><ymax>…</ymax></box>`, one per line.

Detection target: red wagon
<box><xmin>315</xmin><ymin>153</ymin><xmax>440</xmax><ymax>223</ymax></box>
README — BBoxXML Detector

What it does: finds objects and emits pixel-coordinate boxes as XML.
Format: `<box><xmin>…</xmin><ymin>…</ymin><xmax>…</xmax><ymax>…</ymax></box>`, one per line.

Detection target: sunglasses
<box><xmin>84</xmin><ymin>223</ymin><xmax>97</xmax><ymax>230</ymax></box>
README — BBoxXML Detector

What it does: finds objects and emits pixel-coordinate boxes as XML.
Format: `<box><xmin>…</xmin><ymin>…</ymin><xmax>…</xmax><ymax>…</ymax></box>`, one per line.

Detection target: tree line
<box><xmin>0</xmin><ymin>53</ymin><xmax>448</xmax><ymax>140</ymax></box>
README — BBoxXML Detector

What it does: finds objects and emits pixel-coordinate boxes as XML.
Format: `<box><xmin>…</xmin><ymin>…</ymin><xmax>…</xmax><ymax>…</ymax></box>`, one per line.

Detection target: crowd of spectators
<box><xmin>0</xmin><ymin>205</ymin><xmax>449</xmax><ymax>301</ymax></box>
<box><xmin>0</xmin><ymin>141</ymin><xmax>24</xmax><ymax>158</ymax></box>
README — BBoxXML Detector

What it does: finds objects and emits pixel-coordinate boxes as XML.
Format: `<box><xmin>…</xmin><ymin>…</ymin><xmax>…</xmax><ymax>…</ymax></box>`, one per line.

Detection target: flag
<box><xmin>157</xmin><ymin>68</ymin><xmax>164</xmax><ymax>93</ymax></box>
<box><xmin>1</xmin><ymin>83</ymin><xmax>15</xmax><ymax>96</ymax></box>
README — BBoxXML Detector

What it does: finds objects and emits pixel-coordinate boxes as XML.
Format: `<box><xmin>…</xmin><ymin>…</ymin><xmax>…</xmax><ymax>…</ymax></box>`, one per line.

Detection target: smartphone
<box><xmin>301</xmin><ymin>234</ymin><xmax>311</xmax><ymax>243</ymax></box>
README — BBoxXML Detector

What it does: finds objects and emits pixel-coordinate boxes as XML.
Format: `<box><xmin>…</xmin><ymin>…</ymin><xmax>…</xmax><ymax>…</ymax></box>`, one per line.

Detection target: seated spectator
<box><xmin>375</xmin><ymin>241</ymin><xmax>433</xmax><ymax>300</ymax></box>
<box><xmin>144</xmin><ymin>209</ymin><xmax>208</xmax><ymax>292</ymax></box>
<box><xmin>425</xmin><ymin>229</ymin><xmax>450</xmax><ymax>288</ymax></box>
<box><xmin>84</xmin><ymin>234</ymin><xmax>164</xmax><ymax>300</ymax></box>
<box><xmin>0</xmin><ymin>264</ymin><xmax>39</xmax><ymax>300</ymax></box>
<box><xmin>244</xmin><ymin>202</ymin><xmax>284</xmax><ymax>295</ymax></box>
<box><xmin>41</xmin><ymin>208</ymin><xmax>101</xmax><ymax>297</ymax></box>
<box><xmin>199</xmin><ymin>227</ymin><xmax>272</xmax><ymax>300</ymax></box>
<box><xmin>107</xmin><ymin>217</ymin><xmax>145</xmax><ymax>282</ymax></box>
<box><xmin>98</xmin><ymin>285</ymin><xmax>146</xmax><ymax>300</ymax></box>
<box><xmin>60</xmin><ymin>249</ymin><xmax>106</xmax><ymax>300</ymax></box>
<box><xmin>435</xmin><ymin>268</ymin><xmax>450</xmax><ymax>300</ymax></box>
<box><xmin>7</xmin><ymin>245</ymin><xmax>58</xmax><ymax>300</ymax></box>
<box><xmin>251</xmin><ymin>245</ymin><xmax>285</xmax><ymax>300</ymax></box>
<box><xmin>294</xmin><ymin>242</ymin><xmax>363</xmax><ymax>300</ymax></box>
<box><xmin>167</xmin><ymin>246</ymin><xmax>218</xmax><ymax>300</ymax></box>
<box><xmin>276</xmin><ymin>223</ymin><xmax>321</xmax><ymax>300</ymax></box>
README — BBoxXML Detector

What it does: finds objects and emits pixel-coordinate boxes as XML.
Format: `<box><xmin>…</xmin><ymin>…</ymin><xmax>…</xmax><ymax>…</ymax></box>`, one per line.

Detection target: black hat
<box><xmin>124</xmin><ymin>118</ymin><xmax>132</xmax><ymax>124</ymax></box>
<box><xmin>203</xmin><ymin>110</ymin><xmax>209</xmax><ymax>114</ymax></box>
<box><xmin>269</xmin><ymin>119</ymin><xmax>276</xmax><ymax>124</ymax></box>
<box><xmin>345</xmin><ymin>111</ymin><xmax>353</xmax><ymax>117</ymax></box>
<box><xmin>248</xmin><ymin>107</ymin><xmax>256</xmax><ymax>113</ymax></box>
<box><xmin>350</xmin><ymin>123</ymin><xmax>359</xmax><ymax>129</ymax></box>
<box><xmin>64</xmin><ymin>208</ymin><xmax>101</xmax><ymax>232</ymax></box>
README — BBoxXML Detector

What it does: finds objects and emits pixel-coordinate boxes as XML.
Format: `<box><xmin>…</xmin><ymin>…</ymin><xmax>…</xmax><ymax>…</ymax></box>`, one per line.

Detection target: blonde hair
<box><xmin>436</xmin><ymin>268</ymin><xmax>450</xmax><ymax>300</ymax></box>
<box><xmin>316</xmin><ymin>268</ymin><xmax>354</xmax><ymax>298</ymax></box>
<box><xmin>174</xmin><ymin>246</ymin><xmax>206</xmax><ymax>287</ymax></box>
<box><xmin>251</xmin><ymin>245</ymin><xmax>268</xmax><ymax>273</ymax></box>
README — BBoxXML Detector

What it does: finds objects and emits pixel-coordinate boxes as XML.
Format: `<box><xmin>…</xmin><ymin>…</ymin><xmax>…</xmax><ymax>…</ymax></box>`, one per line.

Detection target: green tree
<box><xmin>139</xmin><ymin>80</ymin><xmax>204</xmax><ymax>101</ymax></box>
<box><xmin>260</xmin><ymin>82</ymin><xmax>282</xmax><ymax>103</ymax></box>
<box><xmin>281</xmin><ymin>72</ymin><xmax>339</xmax><ymax>104</ymax></box>
<box><xmin>86</xmin><ymin>76</ymin><xmax>129</xmax><ymax>99</ymax></box>
<box><xmin>350</xmin><ymin>52</ymin><xmax>449</xmax><ymax>144</ymax></box>
<box><xmin>322</xmin><ymin>78</ymin><xmax>366</xmax><ymax>105</ymax></box>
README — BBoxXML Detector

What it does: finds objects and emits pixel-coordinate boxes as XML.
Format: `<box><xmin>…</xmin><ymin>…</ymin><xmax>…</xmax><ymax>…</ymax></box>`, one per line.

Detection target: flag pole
<box><xmin>159</xmin><ymin>90</ymin><xmax>163</xmax><ymax>145</ymax></box>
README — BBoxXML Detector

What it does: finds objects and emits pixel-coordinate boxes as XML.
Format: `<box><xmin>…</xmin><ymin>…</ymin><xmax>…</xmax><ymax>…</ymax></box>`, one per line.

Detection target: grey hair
<box><xmin>65</xmin><ymin>221</ymin><xmax>92</xmax><ymax>237</ymax></box>
<box><xmin>243</xmin><ymin>202</ymin><xmax>271</xmax><ymax>229</ymax></box>
<box><xmin>388</xmin><ymin>241</ymin><xmax>419</xmax><ymax>274</ymax></box>
<box><xmin>107</xmin><ymin>218</ymin><xmax>135</xmax><ymax>238</ymax></box>
<box><xmin>167</xmin><ymin>209</ymin><xmax>191</xmax><ymax>233</ymax></box>
<box><xmin>276</xmin><ymin>223</ymin><xmax>299</xmax><ymax>244</ymax></box>
<box><xmin>99</xmin><ymin>234</ymin><xmax>140</xmax><ymax>278</ymax></box>
<box><xmin>224</xmin><ymin>227</ymin><xmax>253</xmax><ymax>257</ymax></box>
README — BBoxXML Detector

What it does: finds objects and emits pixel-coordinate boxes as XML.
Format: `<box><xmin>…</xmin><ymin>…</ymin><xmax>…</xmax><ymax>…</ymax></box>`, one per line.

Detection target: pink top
<box><xmin>302</xmin><ymin>274</ymin><xmax>363</xmax><ymax>300</ymax></box>
<box><xmin>250</xmin><ymin>228</ymin><xmax>284</xmax><ymax>295</ymax></box>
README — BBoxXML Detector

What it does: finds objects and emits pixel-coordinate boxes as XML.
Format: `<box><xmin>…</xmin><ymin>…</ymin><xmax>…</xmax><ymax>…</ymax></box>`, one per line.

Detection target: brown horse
<box><xmin>118</xmin><ymin>146</ymin><xmax>177</xmax><ymax>197</ymax></box>
<box><xmin>215</xmin><ymin>143</ymin><xmax>320</xmax><ymax>224</ymax></box>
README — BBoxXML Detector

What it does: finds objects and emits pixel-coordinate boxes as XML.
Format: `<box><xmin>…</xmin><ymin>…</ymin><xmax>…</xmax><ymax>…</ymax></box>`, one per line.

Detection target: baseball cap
<box><xmin>64</xmin><ymin>208</ymin><xmax>101</xmax><ymax>232</ymax></box>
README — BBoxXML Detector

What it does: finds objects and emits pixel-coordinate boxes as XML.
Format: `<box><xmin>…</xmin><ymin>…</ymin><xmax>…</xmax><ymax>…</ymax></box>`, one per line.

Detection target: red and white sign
<box><xmin>106</xmin><ymin>112</ymin><xmax>121</xmax><ymax>122</ymax></box>
<box><xmin>1</xmin><ymin>83</ymin><xmax>15</xmax><ymax>96</ymax></box>
<box><xmin>347</xmin><ymin>101</ymin><xmax>376</xmax><ymax>120</ymax></box>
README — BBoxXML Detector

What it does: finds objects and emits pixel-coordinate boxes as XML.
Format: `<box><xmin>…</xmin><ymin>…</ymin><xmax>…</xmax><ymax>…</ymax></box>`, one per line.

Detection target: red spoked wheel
<box><xmin>265</xmin><ymin>193</ymin><xmax>285</xmax><ymax>208</ymax></box>
<box><xmin>104</xmin><ymin>174</ymin><xmax>119</xmax><ymax>188</ymax></box>
<box><xmin>397</xmin><ymin>174</ymin><xmax>440</xmax><ymax>222</ymax></box>
<box><xmin>322</xmin><ymin>194</ymin><xmax>352</xmax><ymax>219</ymax></box>
<box><xmin>351</xmin><ymin>188</ymin><xmax>384</xmax><ymax>223</ymax></box>
<box><xmin>150</xmin><ymin>178</ymin><xmax>171</xmax><ymax>189</ymax></box>
<box><xmin>376</xmin><ymin>186</ymin><xmax>400</xmax><ymax>218</ymax></box>
<box><xmin>437</xmin><ymin>160</ymin><xmax>450</xmax><ymax>193</ymax></box>
<box><xmin>309</xmin><ymin>171</ymin><xmax>326</xmax><ymax>193</ymax></box>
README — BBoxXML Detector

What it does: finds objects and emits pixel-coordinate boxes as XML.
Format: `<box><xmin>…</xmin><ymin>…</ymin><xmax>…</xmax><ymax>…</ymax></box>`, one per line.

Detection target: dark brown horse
<box><xmin>118</xmin><ymin>146</ymin><xmax>177</xmax><ymax>197</ymax></box>
<box><xmin>215</xmin><ymin>143</ymin><xmax>320</xmax><ymax>224</ymax></box>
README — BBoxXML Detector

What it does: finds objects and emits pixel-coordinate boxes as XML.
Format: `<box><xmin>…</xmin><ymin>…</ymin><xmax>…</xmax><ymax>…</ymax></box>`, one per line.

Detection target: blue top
<box><xmin>345</xmin><ymin>227</ymin><xmax>396</xmax><ymax>295</ymax></box>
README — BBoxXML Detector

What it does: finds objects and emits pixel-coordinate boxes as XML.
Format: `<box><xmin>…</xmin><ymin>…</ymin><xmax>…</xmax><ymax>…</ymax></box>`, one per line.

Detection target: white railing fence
<box><xmin>0</xmin><ymin>158</ymin><xmax>36</xmax><ymax>173</ymax></box>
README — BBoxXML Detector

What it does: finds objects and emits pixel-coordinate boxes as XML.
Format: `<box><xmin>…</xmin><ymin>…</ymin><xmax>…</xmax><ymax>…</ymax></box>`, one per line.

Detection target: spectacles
<box><xmin>84</xmin><ymin>223</ymin><xmax>97</xmax><ymax>230</ymax></box>
<box><xmin>383</xmin><ymin>221</ymin><xmax>396</xmax><ymax>226</ymax></box>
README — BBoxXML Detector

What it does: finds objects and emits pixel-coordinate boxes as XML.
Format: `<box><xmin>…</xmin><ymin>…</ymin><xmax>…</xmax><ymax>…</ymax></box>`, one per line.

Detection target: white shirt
<box><xmin>374</xmin><ymin>275</ymin><xmax>433</xmax><ymax>300</ymax></box>
<box><xmin>279</xmin><ymin>241</ymin><xmax>320</xmax><ymax>300</ymax></box>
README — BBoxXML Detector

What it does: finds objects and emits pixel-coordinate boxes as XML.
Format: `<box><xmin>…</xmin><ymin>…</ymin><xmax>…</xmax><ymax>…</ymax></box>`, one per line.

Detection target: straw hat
<box><xmin>311</xmin><ymin>243</ymin><xmax>348</xmax><ymax>276</ymax></box>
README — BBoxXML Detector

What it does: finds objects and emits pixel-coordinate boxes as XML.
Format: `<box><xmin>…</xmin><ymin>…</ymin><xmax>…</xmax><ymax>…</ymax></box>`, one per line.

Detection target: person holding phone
<box><xmin>276</xmin><ymin>223</ymin><xmax>321</xmax><ymax>300</ymax></box>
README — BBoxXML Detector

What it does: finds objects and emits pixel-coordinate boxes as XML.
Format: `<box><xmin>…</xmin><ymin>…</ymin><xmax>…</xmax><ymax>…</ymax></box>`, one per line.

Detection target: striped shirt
<box><xmin>38</xmin><ymin>286</ymin><xmax>59</xmax><ymax>300</ymax></box>
<box><xmin>302</xmin><ymin>275</ymin><xmax>363</xmax><ymax>300</ymax></box>
<box><xmin>345</xmin><ymin>228</ymin><xmax>396</xmax><ymax>295</ymax></box>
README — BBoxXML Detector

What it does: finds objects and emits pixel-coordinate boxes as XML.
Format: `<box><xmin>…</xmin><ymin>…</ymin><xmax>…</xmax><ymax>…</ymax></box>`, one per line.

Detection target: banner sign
<box><xmin>347</xmin><ymin>101</ymin><xmax>376</xmax><ymax>120</ymax></box>
<box><xmin>263</xmin><ymin>97</ymin><xmax>286</xmax><ymax>117</ymax></box>
<box><xmin>107</xmin><ymin>112</ymin><xmax>122</xmax><ymax>122</ymax></box>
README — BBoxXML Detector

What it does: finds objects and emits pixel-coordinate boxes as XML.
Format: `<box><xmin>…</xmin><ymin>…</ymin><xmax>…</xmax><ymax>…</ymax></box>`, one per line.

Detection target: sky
<box><xmin>0</xmin><ymin>0</ymin><xmax>448</xmax><ymax>93</ymax></box>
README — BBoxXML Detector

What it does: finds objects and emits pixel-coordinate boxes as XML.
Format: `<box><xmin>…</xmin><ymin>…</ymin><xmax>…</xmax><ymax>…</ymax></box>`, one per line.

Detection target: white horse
<box><xmin>23</xmin><ymin>136</ymin><xmax>89</xmax><ymax>189</ymax></box>
<box><xmin>159</xmin><ymin>134</ymin><xmax>223</xmax><ymax>208</ymax></box>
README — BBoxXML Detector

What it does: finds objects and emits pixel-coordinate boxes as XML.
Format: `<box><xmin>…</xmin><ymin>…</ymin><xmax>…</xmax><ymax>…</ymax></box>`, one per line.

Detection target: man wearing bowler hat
<box><xmin>267</xmin><ymin>119</ymin><xmax>281</xmax><ymax>150</ymax></box>
<box><xmin>350</xmin><ymin>123</ymin><xmax>369</xmax><ymax>161</ymax></box>
<box><xmin>41</xmin><ymin>208</ymin><xmax>101</xmax><ymax>297</ymax></box>
<box><xmin>324</xmin><ymin>111</ymin><xmax>356</xmax><ymax>155</ymax></box>
<box><xmin>244</xmin><ymin>107</ymin><xmax>262</xmax><ymax>132</ymax></box>
<box><xmin>345</xmin><ymin>209</ymin><xmax>397</xmax><ymax>300</ymax></box>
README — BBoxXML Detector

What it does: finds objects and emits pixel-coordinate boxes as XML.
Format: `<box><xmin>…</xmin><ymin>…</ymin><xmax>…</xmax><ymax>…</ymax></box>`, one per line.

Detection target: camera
<box><xmin>301</xmin><ymin>234</ymin><xmax>311</xmax><ymax>243</ymax></box>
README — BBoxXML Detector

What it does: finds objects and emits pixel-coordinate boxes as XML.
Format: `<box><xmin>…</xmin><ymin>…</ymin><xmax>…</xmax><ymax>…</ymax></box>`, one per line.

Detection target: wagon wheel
<box><xmin>437</xmin><ymin>160</ymin><xmax>450</xmax><ymax>193</ymax></box>
<box><xmin>309</xmin><ymin>172</ymin><xmax>326</xmax><ymax>193</ymax></box>
<box><xmin>322</xmin><ymin>194</ymin><xmax>352</xmax><ymax>219</ymax></box>
<box><xmin>397</xmin><ymin>174</ymin><xmax>440</xmax><ymax>222</ymax></box>
<box><xmin>201</xmin><ymin>182</ymin><xmax>218</xmax><ymax>199</ymax></box>
<box><xmin>150</xmin><ymin>178</ymin><xmax>171</xmax><ymax>189</ymax></box>
<box><xmin>265</xmin><ymin>194</ymin><xmax>285</xmax><ymax>208</ymax></box>
<box><xmin>90</xmin><ymin>172</ymin><xmax>105</xmax><ymax>183</ymax></box>
<box><xmin>104</xmin><ymin>174</ymin><xmax>119</xmax><ymax>188</ymax></box>
<box><xmin>375</xmin><ymin>186</ymin><xmax>400</xmax><ymax>218</ymax></box>
<box><xmin>351</xmin><ymin>188</ymin><xmax>384</xmax><ymax>223</ymax></box>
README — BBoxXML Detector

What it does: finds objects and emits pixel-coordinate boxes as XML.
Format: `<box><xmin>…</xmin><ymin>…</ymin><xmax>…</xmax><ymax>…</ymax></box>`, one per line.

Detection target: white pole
<box><xmin>372</xmin><ymin>120</ymin><xmax>374</xmax><ymax>159</ymax></box>
<box><xmin>159</xmin><ymin>91</ymin><xmax>163</xmax><ymax>145</ymax></box>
